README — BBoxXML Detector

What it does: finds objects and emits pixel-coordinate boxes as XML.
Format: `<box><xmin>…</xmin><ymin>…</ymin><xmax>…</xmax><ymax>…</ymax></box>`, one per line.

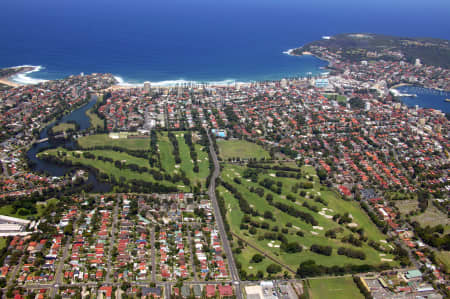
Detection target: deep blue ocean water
<box><xmin>0</xmin><ymin>0</ymin><xmax>449</xmax><ymax>85</ymax></box>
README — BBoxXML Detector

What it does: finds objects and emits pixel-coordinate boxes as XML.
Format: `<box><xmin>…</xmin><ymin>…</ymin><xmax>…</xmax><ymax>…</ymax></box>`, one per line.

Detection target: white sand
<box><xmin>381</xmin><ymin>258</ymin><xmax>393</xmax><ymax>262</ymax></box>
<box><xmin>312</xmin><ymin>226</ymin><xmax>324</xmax><ymax>230</ymax></box>
<box><xmin>347</xmin><ymin>223</ymin><xmax>358</xmax><ymax>227</ymax></box>
<box><xmin>311</xmin><ymin>231</ymin><xmax>318</xmax><ymax>235</ymax></box>
<box><xmin>319</xmin><ymin>211</ymin><xmax>333</xmax><ymax>219</ymax></box>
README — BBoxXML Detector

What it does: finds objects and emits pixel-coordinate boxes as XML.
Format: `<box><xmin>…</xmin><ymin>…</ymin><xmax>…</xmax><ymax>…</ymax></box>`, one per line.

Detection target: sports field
<box><xmin>218</xmin><ymin>140</ymin><xmax>270</xmax><ymax>160</ymax></box>
<box><xmin>77</xmin><ymin>134</ymin><xmax>150</xmax><ymax>151</ymax></box>
<box><xmin>308</xmin><ymin>277</ymin><xmax>364</xmax><ymax>299</ymax></box>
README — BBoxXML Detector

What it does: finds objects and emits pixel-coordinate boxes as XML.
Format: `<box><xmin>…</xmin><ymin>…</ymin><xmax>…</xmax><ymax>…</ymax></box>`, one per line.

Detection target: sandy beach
<box><xmin>0</xmin><ymin>78</ymin><xmax>20</xmax><ymax>88</ymax></box>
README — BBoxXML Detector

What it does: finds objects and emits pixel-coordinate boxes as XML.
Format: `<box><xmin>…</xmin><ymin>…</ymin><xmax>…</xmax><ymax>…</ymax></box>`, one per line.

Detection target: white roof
<box><xmin>0</xmin><ymin>215</ymin><xmax>30</xmax><ymax>225</ymax></box>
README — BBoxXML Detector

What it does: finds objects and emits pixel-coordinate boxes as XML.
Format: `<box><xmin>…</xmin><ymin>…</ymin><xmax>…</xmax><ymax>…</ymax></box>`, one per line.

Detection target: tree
<box><xmin>266</xmin><ymin>264</ymin><xmax>282</xmax><ymax>274</ymax></box>
<box><xmin>251</xmin><ymin>254</ymin><xmax>264</xmax><ymax>263</ymax></box>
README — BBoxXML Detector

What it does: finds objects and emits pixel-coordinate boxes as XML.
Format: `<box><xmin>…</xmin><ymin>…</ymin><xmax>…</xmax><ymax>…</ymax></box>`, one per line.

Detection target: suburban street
<box><xmin>105</xmin><ymin>200</ymin><xmax>119</xmax><ymax>284</ymax></box>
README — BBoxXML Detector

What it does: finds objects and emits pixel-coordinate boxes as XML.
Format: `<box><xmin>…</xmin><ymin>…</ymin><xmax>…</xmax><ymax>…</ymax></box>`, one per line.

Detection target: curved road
<box><xmin>207</xmin><ymin>132</ymin><xmax>242</xmax><ymax>299</ymax></box>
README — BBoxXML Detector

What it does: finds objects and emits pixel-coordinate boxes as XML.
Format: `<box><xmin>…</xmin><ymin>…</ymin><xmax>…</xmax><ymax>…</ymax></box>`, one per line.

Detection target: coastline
<box><xmin>0</xmin><ymin>78</ymin><xmax>20</xmax><ymax>87</ymax></box>
<box><xmin>390</xmin><ymin>83</ymin><xmax>414</xmax><ymax>89</ymax></box>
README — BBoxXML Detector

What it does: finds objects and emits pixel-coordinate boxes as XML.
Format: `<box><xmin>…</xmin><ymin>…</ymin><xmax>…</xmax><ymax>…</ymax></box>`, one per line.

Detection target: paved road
<box><xmin>6</xmin><ymin>255</ymin><xmax>24</xmax><ymax>289</ymax></box>
<box><xmin>207</xmin><ymin>132</ymin><xmax>242</xmax><ymax>299</ymax></box>
<box><xmin>151</xmin><ymin>227</ymin><xmax>156</xmax><ymax>283</ymax></box>
<box><xmin>187</xmin><ymin>231</ymin><xmax>199</xmax><ymax>281</ymax></box>
<box><xmin>106</xmin><ymin>201</ymin><xmax>119</xmax><ymax>284</ymax></box>
<box><xmin>50</xmin><ymin>235</ymin><xmax>73</xmax><ymax>298</ymax></box>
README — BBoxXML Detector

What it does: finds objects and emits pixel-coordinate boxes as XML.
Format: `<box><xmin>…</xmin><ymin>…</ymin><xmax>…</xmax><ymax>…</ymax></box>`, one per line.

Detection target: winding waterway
<box><xmin>27</xmin><ymin>95</ymin><xmax>112</xmax><ymax>192</ymax></box>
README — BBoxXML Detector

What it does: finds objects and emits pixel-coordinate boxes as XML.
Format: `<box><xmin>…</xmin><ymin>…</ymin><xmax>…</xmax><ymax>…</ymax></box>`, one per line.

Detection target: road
<box><xmin>106</xmin><ymin>200</ymin><xmax>119</xmax><ymax>284</ymax></box>
<box><xmin>50</xmin><ymin>235</ymin><xmax>73</xmax><ymax>298</ymax></box>
<box><xmin>187</xmin><ymin>231</ymin><xmax>199</xmax><ymax>281</ymax></box>
<box><xmin>206</xmin><ymin>132</ymin><xmax>242</xmax><ymax>299</ymax></box>
<box><xmin>151</xmin><ymin>227</ymin><xmax>156</xmax><ymax>283</ymax></box>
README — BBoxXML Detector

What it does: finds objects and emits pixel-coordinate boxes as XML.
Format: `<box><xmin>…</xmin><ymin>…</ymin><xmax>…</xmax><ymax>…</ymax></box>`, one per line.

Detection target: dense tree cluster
<box><xmin>168</xmin><ymin>132</ymin><xmax>181</xmax><ymax>164</ymax></box>
<box><xmin>310</xmin><ymin>244</ymin><xmax>332</xmax><ymax>256</ymax></box>
<box><xmin>184</xmin><ymin>132</ymin><xmax>199</xmax><ymax>172</ymax></box>
<box><xmin>337</xmin><ymin>247</ymin><xmax>366</xmax><ymax>260</ymax></box>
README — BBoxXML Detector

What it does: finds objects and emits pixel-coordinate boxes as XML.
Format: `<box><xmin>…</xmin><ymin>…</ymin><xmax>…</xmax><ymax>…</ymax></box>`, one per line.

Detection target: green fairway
<box><xmin>220</xmin><ymin>163</ymin><xmax>396</xmax><ymax>270</ymax></box>
<box><xmin>0</xmin><ymin>205</ymin><xmax>30</xmax><ymax>219</ymax></box>
<box><xmin>308</xmin><ymin>277</ymin><xmax>364</xmax><ymax>299</ymax></box>
<box><xmin>436</xmin><ymin>251</ymin><xmax>450</xmax><ymax>272</ymax></box>
<box><xmin>51</xmin><ymin>122</ymin><xmax>76</xmax><ymax>134</ymax></box>
<box><xmin>234</xmin><ymin>244</ymin><xmax>275</xmax><ymax>278</ymax></box>
<box><xmin>77</xmin><ymin>134</ymin><xmax>150</xmax><ymax>151</ymax></box>
<box><xmin>176</xmin><ymin>133</ymin><xmax>209</xmax><ymax>184</ymax></box>
<box><xmin>38</xmin><ymin>148</ymin><xmax>187</xmax><ymax>191</ymax></box>
<box><xmin>218</xmin><ymin>140</ymin><xmax>270</xmax><ymax>160</ymax></box>
<box><xmin>0</xmin><ymin>238</ymin><xmax>6</xmax><ymax>251</ymax></box>
<box><xmin>158</xmin><ymin>132</ymin><xmax>176</xmax><ymax>173</ymax></box>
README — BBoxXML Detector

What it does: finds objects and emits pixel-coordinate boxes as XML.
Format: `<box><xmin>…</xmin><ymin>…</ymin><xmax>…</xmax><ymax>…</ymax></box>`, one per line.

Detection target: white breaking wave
<box><xmin>282</xmin><ymin>48</ymin><xmax>296</xmax><ymax>55</ymax></box>
<box><xmin>10</xmin><ymin>65</ymin><xmax>48</xmax><ymax>85</ymax></box>
<box><xmin>114</xmin><ymin>75</ymin><xmax>248</xmax><ymax>87</ymax></box>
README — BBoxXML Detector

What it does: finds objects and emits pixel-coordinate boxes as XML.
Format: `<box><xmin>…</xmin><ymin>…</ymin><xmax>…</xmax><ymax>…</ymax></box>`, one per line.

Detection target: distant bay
<box><xmin>0</xmin><ymin>0</ymin><xmax>449</xmax><ymax>84</ymax></box>
<box><xmin>394</xmin><ymin>86</ymin><xmax>450</xmax><ymax>113</ymax></box>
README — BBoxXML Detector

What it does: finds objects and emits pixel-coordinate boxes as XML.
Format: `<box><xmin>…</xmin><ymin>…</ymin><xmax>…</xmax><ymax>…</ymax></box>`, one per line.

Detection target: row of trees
<box><xmin>184</xmin><ymin>132</ymin><xmax>199</xmax><ymax>173</ymax></box>
<box><xmin>168</xmin><ymin>132</ymin><xmax>181</xmax><ymax>164</ymax></box>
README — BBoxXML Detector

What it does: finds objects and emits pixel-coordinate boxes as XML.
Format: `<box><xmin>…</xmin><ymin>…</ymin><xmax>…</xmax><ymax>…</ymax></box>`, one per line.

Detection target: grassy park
<box><xmin>51</xmin><ymin>122</ymin><xmax>76</xmax><ymax>134</ymax></box>
<box><xmin>217</xmin><ymin>139</ymin><xmax>270</xmax><ymax>160</ymax></box>
<box><xmin>77</xmin><ymin>134</ymin><xmax>150</xmax><ymax>151</ymax></box>
<box><xmin>39</xmin><ymin>131</ymin><xmax>210</xmax><ymax>191</ymax></box>
<box><xmin>86</xmin><ymin>108</ymin><xmax>104</xmax><ymax>130</ymax></box>
<box><xmin>219</xmin><ymin>163</ymin><xmax>397</xmax><ymax>276</ymax></box>
<box><xmin>307</xmin><ymin>277</ymin><xmax>364</xmax><ymax>299</ymax></box>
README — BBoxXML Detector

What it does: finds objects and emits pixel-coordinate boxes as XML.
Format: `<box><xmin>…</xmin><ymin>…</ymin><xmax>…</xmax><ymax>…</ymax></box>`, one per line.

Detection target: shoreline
<box><xmin>390</xmin><ymin>83</ymin><xmax>414</xmax><ymax>89</ymax></box>
<box><xmin>0</xmin><ymin>78</ymin><xmax>20</xmax><ymax>87</ymax></box>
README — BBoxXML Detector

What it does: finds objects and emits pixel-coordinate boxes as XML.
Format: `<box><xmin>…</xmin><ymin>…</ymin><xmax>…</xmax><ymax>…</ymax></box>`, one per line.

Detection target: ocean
<box><xmin>0</xmin><ymin>0</ymin><xmax>449</xmax><ymax>86</ymax></box>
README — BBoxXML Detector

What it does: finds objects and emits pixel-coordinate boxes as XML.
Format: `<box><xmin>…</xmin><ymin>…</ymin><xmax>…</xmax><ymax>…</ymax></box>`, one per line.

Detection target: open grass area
<box><xmin>157</xmin><ymin>132</ymin><xmax>210</xmax><ymax>185</ymax></box>
<box><xmin>176</xmin><ymin>134</ymin><xmax>209</xmax><ymax>185</ymax></box>
<box><xmin>39</xmin><ymin>148</ymin><xmax>188</xmax><ymax>191</ymax></box>
<box><xmin>221</xmin><ymin>163</ymin><xmax>396</xmax><ymax>271</ymax></box>
<box><xmin>395</xmin><ymin>200</ymin><xmax>418</xmax><ymax>216</ymax></box>
<box><xmin>41</xmin><ymin>131</ymin><xmax>210</xmax><ymax>191</ymax></box>
<box><xmin>436</xmin><ymin>251</ymin><xmax>450</xmax><ymax>272</ymax></box>
<box><xmin>77</xmin><ymin>134</ymin><xmax>150</xmax><ymax>151</ymax></box>
<box><xmin>86</xmin><ymin>109</ymin><xmax>104</xmax><ymax>130</ymax></box>
<box><xmin>307</xmin><ymin>277</ymin><xmax>364</xmax><ymax>299</ymax></box>
<box><xmin>51</xmin><ymin>122</ymin><xmax>76</xmax><ymax>134</ymax></box>
<box><xmin>0</xmin><ymin>238</ymin><xmax>6</xmax><ymax>251</ymax></box>
<box><xmin>234</xmin><ymin>244</ymin><xmax>274</xmax><ymax>278</ymax></box>
<box><xmin>324</xmin><ymin>94</ymin><xmax>347</xmax><ymax>103</ymax></box>
<box><xmin>85</xmin><ymin>95</ymin><xmax>105</xmax><ymax>130</ymax></box>
<box><xmin>218</xmin><ymin>140</ymin><xmax>269</xmax><ymax>160</ymax></box>
<box><xmin>0</xmin><ymin>204</ymin><xmax>30</xmax><ymax>219</ymax></box>
<box><xmin>158</xmin><ymin>132</ymin><xmax>176</xmax><ymax>173</ymax></box>
<box><xmin>412</xmin><ymin>202</ymin><xmax>450</xmax><ymax>228</ymax></box>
